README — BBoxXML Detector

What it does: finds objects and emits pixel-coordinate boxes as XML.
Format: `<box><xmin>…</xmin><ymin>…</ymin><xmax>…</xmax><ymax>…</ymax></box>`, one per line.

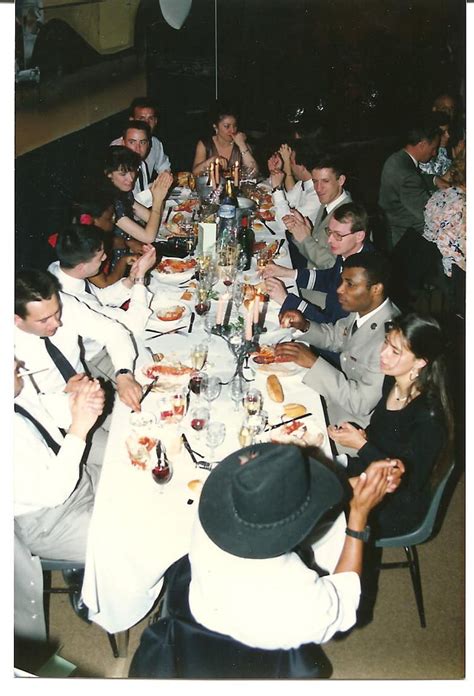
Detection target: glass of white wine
<box><xmin>243</xmin><ymin>387</ymin><xmax>262</xmax><ymax>416</ymax></box>
<box><xmin>190</xmin><ymin>343</ymin><xmax>208</xmax><ymax>371</ymax></box>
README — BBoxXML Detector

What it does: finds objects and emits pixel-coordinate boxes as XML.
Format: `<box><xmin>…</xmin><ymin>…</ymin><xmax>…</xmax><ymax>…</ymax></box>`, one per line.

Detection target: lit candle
<box><xmin>233</xmin><ymin>160</ymin><xmax>239</xmax><ymax>187</ymax></box>
<box><xmin>245</xmin><ymin>300</ymin><xmax>254</xmax><ymax>341</ymax></box>
<box><xmin>215</xmin><ymin>158</ymin><xmax>220</xmax><ymax>184</ymax></box>
<box><xmin>253</xmin><ymin>295</ymin><xmax>260</xmax><ymax>325</ymax></box>
<box><xmin>216</xmin><ymin>295</ymin><xmax>225</xmax><ymax>326</ymax></box>
<box><xmin>209</xmin><ymin>162</ymin><xmax>215</xmax><ymax>188</ymax></box>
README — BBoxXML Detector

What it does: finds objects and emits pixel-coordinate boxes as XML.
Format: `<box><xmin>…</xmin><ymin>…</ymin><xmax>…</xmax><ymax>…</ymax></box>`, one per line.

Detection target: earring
<box><xmin>409</xmin><ymin>368</ymin><xmax>419</xmax><ymax>381</ymax></box>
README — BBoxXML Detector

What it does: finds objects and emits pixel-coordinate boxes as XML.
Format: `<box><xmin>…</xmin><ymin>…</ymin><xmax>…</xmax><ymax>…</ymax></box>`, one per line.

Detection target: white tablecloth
<box><xmin>82</xmin><ymin>219</ymin><xmax>334</xmax><ymax>633</ymax></box>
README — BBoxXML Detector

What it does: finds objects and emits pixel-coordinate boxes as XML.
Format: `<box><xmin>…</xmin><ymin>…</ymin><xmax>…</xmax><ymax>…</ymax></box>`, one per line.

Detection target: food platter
<box><xmin>153</xmin><ymin>258</ymin><xmax>196</xmax><ymax>284</ymax></box>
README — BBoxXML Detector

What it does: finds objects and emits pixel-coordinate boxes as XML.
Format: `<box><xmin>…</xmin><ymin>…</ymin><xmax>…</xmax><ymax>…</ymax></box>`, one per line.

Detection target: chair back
<box><xmin>376</xmin><ymin>460</ymin><xmax>455</xmax><ymax>548</ymax></box>
<box><xmin>129</xmin><ymin>555</ymin><xmax>332</xmax><ymax>679</ymax></box>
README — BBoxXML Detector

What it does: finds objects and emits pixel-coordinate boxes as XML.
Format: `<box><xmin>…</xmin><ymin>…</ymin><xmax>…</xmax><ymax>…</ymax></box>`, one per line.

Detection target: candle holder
<box><xmin>210</xmin><ymin>323</ymin><xmax>266</xmax><ymax>384</ymax></box>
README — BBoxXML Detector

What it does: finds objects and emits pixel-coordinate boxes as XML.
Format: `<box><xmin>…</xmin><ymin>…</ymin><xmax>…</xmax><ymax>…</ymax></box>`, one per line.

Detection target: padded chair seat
<box><xmin>129</xmin><ymin>555</ymin><xmax>332</xmax><ymax>680</ymax></box>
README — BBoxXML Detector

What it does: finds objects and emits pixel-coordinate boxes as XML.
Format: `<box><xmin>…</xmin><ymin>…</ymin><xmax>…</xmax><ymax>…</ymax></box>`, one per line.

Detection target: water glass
<box><xmin>243</xmin><ymin>387</ymin><xmax>263</xmax><ymax>416</ymax></box>
<box><xmin>230</xmin><ymin>375</ymin><xmax>245</xmax><ymax>411</ymax></box>
<box><xmin>206</xmin><ymin>422</ymin><xmax>226</xmax><ymax>463</ymax></box>
<box><xmin>201</xmin><ymin>374</ymin><xmax>222</xmax><ymax>410</ymax></box>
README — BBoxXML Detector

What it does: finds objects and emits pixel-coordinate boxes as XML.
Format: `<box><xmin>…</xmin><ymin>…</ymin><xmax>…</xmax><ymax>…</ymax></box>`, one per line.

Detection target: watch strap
<box><xmin>345</xmin><ymin>525</ymin><xmax>371</xmax><ymax>542</ymax></box>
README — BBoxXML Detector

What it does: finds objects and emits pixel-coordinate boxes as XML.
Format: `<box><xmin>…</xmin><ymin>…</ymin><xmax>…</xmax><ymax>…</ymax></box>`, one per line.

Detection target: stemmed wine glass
<box><xmin>238</xmin><ymin>413</ymin><xmax>266</xmax><ymax>447</ymax></box>
<box><xmin>194</xmin><ymin>282</ymin><xmax>211</xmax><ymax>316</ymax></box>
<box><xmin>230</xmin><ymin>375</ymin><xmax>246</xmax><ymax>411</ymax></box>
<box><xmin>232</xmin><ymin>280</ymin><xmax>245</xmax><ymax>313</ymax></box>
<box><xmin>151</xmin><ymin>442</ymin><xmax>173</xmax><ymax>490</ymax></box>
<box><xmin>189</xmin><ymin>405</ymin><xmax>210</xmax><ymax>441</ymax></box>
<box><xmin>189</xmin><ymin>370</ymin><xmax>206</xmax><ymax>399</ymax></box>
<box><xmin>190</xmin><ymin>343</ymin><xmax>208</xmax><ymax>371</ymax></box>
<box><xmin>243</xmin><ymin>387</ymin><xmax>263</xmax><ymax>416</ymax></box>
<box><xmin>206</xmin><ymin>422</ymin><xmax>226</xmax><ymax>465</ymax></box>
<box><xmin>201</xmin><ymin>374</ymin><xmax>222</xmax><ymax>413</ymax></box>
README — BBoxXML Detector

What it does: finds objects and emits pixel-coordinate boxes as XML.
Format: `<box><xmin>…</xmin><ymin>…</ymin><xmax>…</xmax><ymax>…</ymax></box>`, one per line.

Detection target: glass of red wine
<box><xmin>189</xmin><ymin>370</ymin><xmax>206</xmax><ymax>398</ymax></box>
<box><xmin>189</xmin><ymin>405</ymin><xmax>210</xmax><ymax>442</ymax></box>
<box><xmin>151</xmin><ymin>442</ymin><xmax>173</xmax><ymax>490</ymax></box>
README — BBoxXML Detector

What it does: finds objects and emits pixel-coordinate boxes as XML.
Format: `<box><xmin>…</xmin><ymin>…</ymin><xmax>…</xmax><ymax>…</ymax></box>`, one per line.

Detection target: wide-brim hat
<box><xmin>198</xmin><ymin>442</ymin><xmax>346</xmax><ymax>559</ymax></box>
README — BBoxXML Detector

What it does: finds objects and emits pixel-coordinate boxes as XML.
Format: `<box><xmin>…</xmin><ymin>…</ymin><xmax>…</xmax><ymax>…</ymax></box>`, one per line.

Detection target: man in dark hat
<box><xmin>188</xmin><ymin>443</ymin><xmax>403</xmax><ymax>649</ymax></box>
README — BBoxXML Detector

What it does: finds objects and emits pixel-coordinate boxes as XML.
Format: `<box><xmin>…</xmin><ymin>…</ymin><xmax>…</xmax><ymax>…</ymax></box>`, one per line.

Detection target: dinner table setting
<box><xmin>81</xmin><ymin>168</ymin><xmax>334</xmax><ymax>639</ymax></box>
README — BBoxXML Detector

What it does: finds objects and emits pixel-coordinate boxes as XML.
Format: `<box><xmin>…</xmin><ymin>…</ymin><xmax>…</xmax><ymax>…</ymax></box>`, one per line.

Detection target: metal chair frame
<box><xmin>41</xmin><ymin>558</ymin><xmax>129</xmax><ymax>658</ymax></box>
<box><xmin>375</xmin><ymin>461</ymin><xmax>456</xmax><ymax>628</ymax></box>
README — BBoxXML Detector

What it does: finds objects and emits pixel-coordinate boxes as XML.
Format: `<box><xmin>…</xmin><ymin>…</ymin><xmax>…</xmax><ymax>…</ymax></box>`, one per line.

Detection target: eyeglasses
<box><xmin>328</xmin><ymin>229</ymin><xmax>359</xmax><ymax>242</ymax></box>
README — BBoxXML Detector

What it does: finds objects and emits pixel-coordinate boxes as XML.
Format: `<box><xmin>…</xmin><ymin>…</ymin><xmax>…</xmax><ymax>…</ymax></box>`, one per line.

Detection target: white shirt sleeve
<box><xmin>14</xmin><ymin>414</ymin><xmax>86</xmax><ymax>515</ymax></box>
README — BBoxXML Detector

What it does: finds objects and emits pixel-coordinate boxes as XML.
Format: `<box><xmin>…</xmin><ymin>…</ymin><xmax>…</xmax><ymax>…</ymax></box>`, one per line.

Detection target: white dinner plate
<box><xmin>152</xmin><ymin>259</ymin><xmax>196</xmax><ymax>285</ymax></box>
<box><xmin>247</xmin><ymin>356</ymin><xmax>304</xmax><ymax>377</ymax></box>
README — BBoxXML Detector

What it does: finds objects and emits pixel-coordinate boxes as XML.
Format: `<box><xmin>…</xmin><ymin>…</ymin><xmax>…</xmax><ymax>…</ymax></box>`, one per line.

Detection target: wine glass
<box><xmin>238</xmin><ymin>413</ymin><xmax>265</xmax><ymax>446</ymax></box>
<box><xmin>190</xmin><ymin>343</ymin><xmax>208</xmax><ymax>370</ymax></box>
<box><xmin>243</xmin><ymin>387</ymin><xmax>263</xmax><ymax>416</ymax></box>
<box><xmin>232</xmin><ymin>280</ymin><xmax>245</xmax><ymax>312</ymax></box>
<box><xmin>157</xmin><ymin>396</ymin><xmax>174</xmax><ymax>424</ymax></box>
<box><xmin>206</xmin><ymin>422</ymin><xmax>226</xmax><ymax>465</ymax></box>
<box><xmin>194</xmin><ymin>281</ymin><xmax>211</xmax><ymax>316</ymax></box>
<box><xmin>230</xmin><ymin>375</ymin><xmax>245</xmax><ymax>411</ymax></box>
<box><xmin>151</xmin><ymin>442</ymin><xmax>173</xmax><ymax>489</ymax></box>
<box><xmin>171</xmin><ymin>387</ymin><xmax>187</xmax><ymax>422</ymax></box>
<box><xmin>201</xmin><ymin>375</ymin><xmax>221</xmax><ymax>412</ymax></box>
<box><xmin>189</xmin><ymin>371</ymin><xmax>206</xmax><ymax>398</ymax></box>
<box><xmin>189</xmin><ymin>405</ymin><xmax>210</xmax><ymax>441</ymax></box>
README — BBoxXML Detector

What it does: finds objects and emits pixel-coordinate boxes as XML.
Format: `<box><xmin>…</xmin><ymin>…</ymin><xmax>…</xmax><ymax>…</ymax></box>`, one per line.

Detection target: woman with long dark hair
<box><xmin>328</xmin><ymin>312</ymin><xmax>453</xmax><ymax>537</ymax></box>
<box><xmin>192</xmin><ymin>104</ymin><xmax>258</xmax><ymax>176</ymax></box>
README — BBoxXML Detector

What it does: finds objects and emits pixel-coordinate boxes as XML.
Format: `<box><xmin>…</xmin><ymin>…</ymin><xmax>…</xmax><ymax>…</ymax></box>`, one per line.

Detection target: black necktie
<box><xmin>41</xmin><ymin>337</ymin><xmax>77</xmax><ymax>382</ymax></box>
<box><xmin>137</xmin><ymin>165</ymin><xmax>145</xmax><ymax>192</ymax></box>
<box><xmin>143</xmin><ymin>160</ymin><xmax>150</xmax><ymax>182</ymax></box>
<box><xmin>14</xmin><ymin>404</ymin><xmax>61</xmax><ymax>455</ymax></box>
<box><xmin>320</xmin><ymin>206</ymin><xmax>328</xmax><ymax>223</ymax></box>
<box><xmin>84</xmin><ymin>280</ymin><xmax>94</xmax><ymax>295</ymax></box>
<box><xmin>351</xmin><ymin>321</ymin><xmax>358</xmax><ymax>335</ymax></box>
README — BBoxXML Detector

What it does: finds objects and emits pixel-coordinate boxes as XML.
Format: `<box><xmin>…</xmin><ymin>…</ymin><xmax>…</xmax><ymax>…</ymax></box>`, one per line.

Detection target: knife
<box><xmin>276</xmin><ymin>238</ymin><xmax>285</xmax><ymax>255</ymax></box>
<box><xmin>188</xmin><ymin>312</ymin><xmax>196</xmax><ymax>333</ymax></box>
<box><xmin>139</xmin><ymin>376</ymin><xmax>159</xmax><ymax>405</ymax></box>
<box><xmin>145</xmin><ymin>325</ymin><xmax>187</xmax><ymax>339</ymax></box>
<box><xmin>259</xmin><ymin>217</ymin><xmax>276</xmax><ymax>235</ymax></box>
<box><xmin>265</xmin><ymin>412</ymin><xmax>313</xmax><ymax>431</ymax></box>
<box><xmin>165</xmin><ymin>205</ymin><xmax>173</xmax><ymax>223</ymax></box>
<box><xmin>182</xmin><ymin>433</ymin><xmax>198</xmax><ymax>465</ymax></box>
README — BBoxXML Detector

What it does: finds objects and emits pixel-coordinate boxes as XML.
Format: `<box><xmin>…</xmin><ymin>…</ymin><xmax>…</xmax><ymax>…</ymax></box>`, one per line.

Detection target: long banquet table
<box><xmin>82</xmin><ymin>202</ymin><xmax>334</xmax><ymax>637</ymax></box>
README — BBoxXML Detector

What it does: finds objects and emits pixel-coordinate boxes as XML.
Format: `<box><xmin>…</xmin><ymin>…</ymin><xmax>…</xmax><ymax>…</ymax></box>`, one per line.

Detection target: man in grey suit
<box><xmin>283</xmin><ymin>154</ymin><xmax>352</xmax><ymax>270</ymax></box>
<box><xmin>378</xmin><ymin>119</ymin><xmax>441</xmax><ymax>249</ymax></box>
<box><xmin>275</xmin><ymin>253</ymin><xmax>399</xmax><ymax>454</ymax></box>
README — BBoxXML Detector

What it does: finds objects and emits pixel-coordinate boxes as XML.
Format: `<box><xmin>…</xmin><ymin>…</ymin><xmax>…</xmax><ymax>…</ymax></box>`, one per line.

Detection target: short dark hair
<box><xmin>104</xmin><ymin>146</ymin><xmax>141</xmax><ymax>175</ymax></box>
<box><xmin>311</xmin><ymin>153</ymin><xmax>346</xmax><ymax>178</ymax></box>
<box><xmin>210</xmin><ymin>101</ymin><xmax>239</xmax><ymax>126</ymax></box>
<box><xmin>56</xmin><ymin>225</ymin><xmax>105</xmax><ymax>268</ymax></box>
<box><xmin>405</xmin><ymin>118</ymin><xmax>441</xmax><ymax>146</ymax></box>
<box><xmin>333</xmin><ymin>202</ymin><xmax>368</xmax><ymax>232</ymax></box>
<box><xmin>123</xmin><ymin>120</ymin><xmax>151</xmax><ymax>141</ymax></box>
<box><xmin>15</xmin><ymin>269</ymin><xmax>61</xmax><ymax>318</ymax></box>
<box><xmin>343</xmin><ymin>252</ymin><xmax>391</xmax><ymax>297</ymax></box>
<box><xmin>129</xmin><ymin>96</ymin><xmax>158</xmax><ymax>117</ymax></box>
<box><xmin>291</xmin><ymin>140</ymin><xmax>317</xmax><ymax>171</ymax></box>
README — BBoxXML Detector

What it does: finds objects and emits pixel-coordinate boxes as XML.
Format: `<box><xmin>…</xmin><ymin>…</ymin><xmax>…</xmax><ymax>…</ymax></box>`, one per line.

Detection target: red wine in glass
<box><xmin>223</xmin><ymin>278</ymin><xmax>232</xmax><ymax>287</ymax></box>
<box><xmin>191</xmin><ymin>417</ymin><xmax>206</xmax><ymax>432</ymax></box>
<box><xmin>189</xmin><ymin>375</ymin><xmax>203</xmax><ymax>395</ymax></box>
<box><xmin>195</xmin><ymin>301</ymin><xmax>210</xmax><ymax>316</ymax></box>
<box><xmin>152</xmin><ymin>464</ymin><xmax>172</xmax><ymax>484</ymax></box>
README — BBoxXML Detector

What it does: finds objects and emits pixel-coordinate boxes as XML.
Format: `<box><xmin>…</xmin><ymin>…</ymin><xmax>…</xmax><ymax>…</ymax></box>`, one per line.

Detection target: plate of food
<box><xmin>269</xmin><ymin>410</ymin><xmax>325</xmax><ymax>449</ymax></box>
<box><xmin>248</xmin><ymin>345</ymin><xmax>304</xmax><ymax>376</ymax></box>
<box><xmin>172</xmin><ymin>198</ymin><xmax>200</xmax><ymax>213</ymax></box>
<box><xmin>154</xmin><ymin>258</ymin><xmax>197</xmax><ymax>283</ymax></box>
<box><xmin>141</xmin><ymin>354</ymin><xmax>194</xmax><ymax>390</ymax></box>
<box><xmin>258</xmin><ymin>209</ymin><xmax>276</xmax><ymax>221</ymax></box>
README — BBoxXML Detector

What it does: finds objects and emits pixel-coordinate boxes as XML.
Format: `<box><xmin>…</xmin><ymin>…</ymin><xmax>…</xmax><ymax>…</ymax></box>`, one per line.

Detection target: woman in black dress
<box><xmin>328</xmin><ymin>313</ymin><xmax>453</xmax><ymax>538</ymax></box>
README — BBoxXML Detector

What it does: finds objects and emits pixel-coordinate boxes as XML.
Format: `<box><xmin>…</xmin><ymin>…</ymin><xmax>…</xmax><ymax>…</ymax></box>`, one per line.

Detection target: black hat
<box><xmin>198</xmin><ymin>442</ymin><xmax>345</xmax><ymax>559</ymax></box>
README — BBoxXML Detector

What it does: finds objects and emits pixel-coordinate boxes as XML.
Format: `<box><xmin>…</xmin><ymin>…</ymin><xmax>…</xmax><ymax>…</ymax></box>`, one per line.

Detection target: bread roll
<box><xmin>187</xmin><ymin>479</ymin><xmax>203</xmax><ymax>492</ymax></box>
<box><xmin>283</xmin><ymin>403</ymin><xmax>307</xmax><ymax>419</ymax></box>
<box><xmin>266</xmin><ymin>374</ymin><xmax>284</xmax><ymax>403</ymax></box>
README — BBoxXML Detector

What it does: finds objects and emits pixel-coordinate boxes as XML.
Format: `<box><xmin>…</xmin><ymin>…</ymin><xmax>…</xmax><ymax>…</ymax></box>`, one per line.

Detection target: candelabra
<box><xmin>211</xmin><ymin>323</ymin><xmax>266</xmax><ymax>383</ymax></box>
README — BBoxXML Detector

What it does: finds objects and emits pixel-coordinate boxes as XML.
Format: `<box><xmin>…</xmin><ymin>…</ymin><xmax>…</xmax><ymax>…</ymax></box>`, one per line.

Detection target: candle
<box><xmin>211</xmin><ymin>162</ymin><xmax>217</xmax><ymax>188</ymax></box>
<box><xmin>245</xmin><ymin>300</ymin><xmax>254</xmax><ymax>341</ymax></box>
<box><xmin>233</xmin><ymin>160</ymin><xmax>240</xmax><ymax>188</ymax></box>
<box><xmin>215</xmin><ymin>158</ymin><xmax>220</xmax><ymax>184</ymax></box>
<box><xmin>253</xmin><ymin>295</ymin><xmax>260</xmax><ymax>325</ymax></box>
<box><xmin>216</xmin><ymin>295</ymin><xmax>225</xmax><ymax>326</ymax></box>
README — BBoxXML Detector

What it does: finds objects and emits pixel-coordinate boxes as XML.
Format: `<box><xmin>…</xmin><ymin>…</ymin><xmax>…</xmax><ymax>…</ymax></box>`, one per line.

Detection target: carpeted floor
<box><xmin>37</xmin><ymin>470</ymin><xmax>464</xmax><ymax>680</ymax></box>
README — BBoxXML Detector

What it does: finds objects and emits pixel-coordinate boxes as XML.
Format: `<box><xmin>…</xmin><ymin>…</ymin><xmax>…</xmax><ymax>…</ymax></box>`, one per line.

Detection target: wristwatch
<box><xmin>115</xmin><ymin>368</ymin><xmax>132</xmax><ymax>378</ymax></box>
<box><xmin>345</xmin><ymin>525</ymin><xmax>371</xmax><ymax>542</ymax></box>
